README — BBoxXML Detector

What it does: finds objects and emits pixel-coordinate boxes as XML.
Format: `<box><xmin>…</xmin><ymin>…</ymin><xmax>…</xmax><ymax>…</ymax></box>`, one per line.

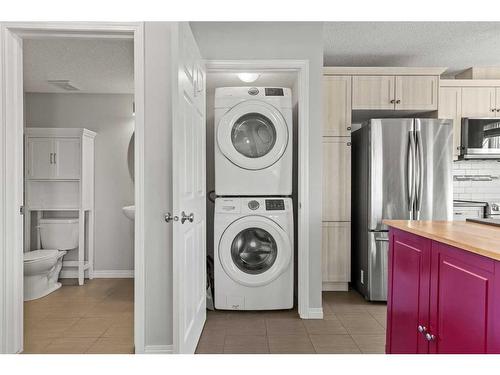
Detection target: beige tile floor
<box><xmin>196</xmin><ymin>289</ymin><xmax>387</xmax><ymax>354</ymax></box>
<box><xmin>23</xmin><ymin>278</ymin><xmax>134</xmax><ymax>354</ymax></box>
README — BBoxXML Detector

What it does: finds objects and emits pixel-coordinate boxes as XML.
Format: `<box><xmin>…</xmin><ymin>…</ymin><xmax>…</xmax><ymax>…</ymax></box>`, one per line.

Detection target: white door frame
<box><xmin>205</xmin><ymin>60</ymin><xmax>313</xmax><ymax>319</ymax></box>
<box><xmin>0</xmin><ymin>22</ymin><xmax>146</xmax><ymax>354</ymax></box>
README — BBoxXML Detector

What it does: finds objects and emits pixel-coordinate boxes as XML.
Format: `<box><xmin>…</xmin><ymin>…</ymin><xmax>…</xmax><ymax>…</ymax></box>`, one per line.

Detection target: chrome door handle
<box><xmin>50</xmin><ymin>153</ymin><xmax>53</xmax><ymax>164</ymax></box>
<box><xmin>418</xmin><ymin>325</ymin><xmax>427</xmax><ymax>334</ymax></box>
<box><xmin>406</xmin><ymin>131</ymin><xmax>416</xmax><ymax>215</ymax></box>
<box><xmin>414</xmin><ymin>130</ymin><xmax>424</xmax><ymax>217</ymax></box>
<box><xmin>181</xmin><ymin>211</ymin><xmax>194</xmax><ymax>224</ymax></box>
<box><xmin>164</xmin><ymin>213</ymin><xmax>178</xmax><ymax>223</ymax></box>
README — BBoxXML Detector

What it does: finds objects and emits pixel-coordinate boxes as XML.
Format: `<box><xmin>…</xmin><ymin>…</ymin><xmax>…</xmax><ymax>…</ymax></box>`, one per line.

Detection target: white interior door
<box><xmin>172</xmin><ymin>22</ymin><xmax>206</xmax><ymax>354</ymax></box>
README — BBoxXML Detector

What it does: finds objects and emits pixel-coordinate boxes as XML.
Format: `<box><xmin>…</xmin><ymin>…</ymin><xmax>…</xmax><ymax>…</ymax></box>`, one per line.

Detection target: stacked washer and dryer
<box><xmin>213</xmin><ymin>87</ymin><xmax>294</xmax><ymax>310</ymax></box>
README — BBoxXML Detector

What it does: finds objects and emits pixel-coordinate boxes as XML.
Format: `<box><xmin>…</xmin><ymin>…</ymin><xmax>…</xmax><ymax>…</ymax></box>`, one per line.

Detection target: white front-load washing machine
<box><xmin>214</xmin><ymin>197</ymin><xmax>293</xmax><ymax>310</ymax></box>
<box><xmin>214</xmin><ymin>87</ymin><xmax>293</xmax><ymax>196</ymax></box>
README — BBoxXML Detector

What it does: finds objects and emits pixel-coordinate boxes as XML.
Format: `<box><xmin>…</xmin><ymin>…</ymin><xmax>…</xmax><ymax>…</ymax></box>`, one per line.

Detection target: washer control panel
<box><xmin>265</xmin><ymin>199</ymin><xmax>285</xmax><ymax>211</ymax></box>
<box><xmin>248</xmin><ymin>200</ymin><xmax>260</xmax><ymax>210</ymax></box>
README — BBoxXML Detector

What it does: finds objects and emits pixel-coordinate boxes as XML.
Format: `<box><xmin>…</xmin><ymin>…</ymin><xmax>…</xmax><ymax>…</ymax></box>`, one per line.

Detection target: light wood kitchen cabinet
<box><xmin>395</xmin><ymin>76</ymin><xmax>438</xmax><ymax>111</ymax></box>
<box><xmin>438</xmin><ymin>87</ymin><xmax>462</xmax><ymax>159</ymax></box>
<box><xmin>352</xmin><ymin>75</ymin><xmax>395</xmax><ymax>110</ymax></box>
<box><xmin>322</xmin><ymin>137</ymin><xmax>351</xmax><ymax>222</ymax></box>
<box><xmin>322</xmin><ymin>222</ymin><xmax>351</xmax><ymax>288</ymax></box>
<box><xmin>323</xmin><ymin>76</ymin><xmax>352</xmax><ymax>136</ymax></box>
<box><xmin>461</xmin><ymin>87</ymin><xmax>496</xmax><ymax>117</ymax></box>
<box><xmin>352</xmin><ymin>75</ymin><xmax>438</xmax><ymax>111</ymax></box>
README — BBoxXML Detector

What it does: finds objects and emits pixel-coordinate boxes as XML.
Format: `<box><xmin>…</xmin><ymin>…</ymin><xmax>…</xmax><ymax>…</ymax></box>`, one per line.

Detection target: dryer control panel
<box><xmin>215</xmin><ymin>197</ymin><xmax>292</xmax><ymax>214</ymax></box>
<box><xmin>265</xmin><ymin>199</ymin><xmax>285</xmax><ymax>211</ymax></box>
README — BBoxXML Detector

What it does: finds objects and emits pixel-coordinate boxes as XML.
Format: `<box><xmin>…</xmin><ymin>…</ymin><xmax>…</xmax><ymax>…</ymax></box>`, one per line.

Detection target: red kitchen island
<box><xmin>384</xmin><ymin>220</ymin><xmax>500</xmax><ymax>354</ymax></box>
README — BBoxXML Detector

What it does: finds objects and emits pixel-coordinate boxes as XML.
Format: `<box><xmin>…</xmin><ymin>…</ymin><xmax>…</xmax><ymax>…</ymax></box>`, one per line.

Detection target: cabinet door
<box><xmin>429</xmin><ymin>243</ymin><xmax>496</xmax><ymax>354</ymax></box>
<box><xmin>323</xmin><ymin>76</ymin><xmax>352</xmax><ymax>136</ymax></box>
<box><xmin>395</xmin><ymin>76</ymin><xmax>438</xmax><ymax>111</ymax></box>
<box><xmin>438</xmin><ymin>87</ymin><xmax>462</xmax><ymax>160</ymax></box>
<box><xmin>26</xmin><ymin>137</ymin><xmax>54</xmax><ymax>179</ymax></box>
<box><xmin>352</xmin><ymin>75</ymin><xmax>395</xmax><ymax>110</ymax></box>
<box><xmin>54</xmin><ymin>138</ymin><xmax>81</xmax><ymax>179</ymax></box>
<box><xmin>461</xmin><ymin>87</ymin><xmax>496</xmax><ymax>117</ymax></box>
<box><xmin>322</xmin><ymin>222</ymin><xmax>350</xmax><ymax>283</ymax></box>
<box><xmin>322</xmin><ymin>138</ymin><xmax>351</xmax><ymax>221</ymax></box>
<box><xmin>387</xmin><ymin>229</ymin><xmax>431</xmax><ymax>354</ymax></box>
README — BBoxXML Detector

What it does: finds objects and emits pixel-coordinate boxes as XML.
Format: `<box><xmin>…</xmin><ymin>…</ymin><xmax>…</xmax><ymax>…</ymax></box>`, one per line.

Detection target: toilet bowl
<box><xmin>23</xmin><ymin>218</ymin><xmax>79</xmax><ymax>301</ymax></box>
<box><xmin>24</xmin><ymin>250</ymin><xmax>67</xmax><ymax>301</ymax></box>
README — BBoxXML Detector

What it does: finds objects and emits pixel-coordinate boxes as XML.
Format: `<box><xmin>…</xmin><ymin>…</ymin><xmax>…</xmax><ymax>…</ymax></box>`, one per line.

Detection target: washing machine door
<box><xmin>217</xmin><ymin>100</ymin><xmax>289</xmax><ymax>170</ymax></box>
<box><xmin>219</xmin><ymin>216</ymin><xmax>292</xmax><ymax>287</ymax></box>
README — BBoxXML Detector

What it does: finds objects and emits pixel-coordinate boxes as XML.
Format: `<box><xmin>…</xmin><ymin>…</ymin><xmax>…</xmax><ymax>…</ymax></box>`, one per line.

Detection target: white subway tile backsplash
<box><xmin>453</xmin><ymin>160</ymin><xmax>500</xmax><ymax>202</ymax></box>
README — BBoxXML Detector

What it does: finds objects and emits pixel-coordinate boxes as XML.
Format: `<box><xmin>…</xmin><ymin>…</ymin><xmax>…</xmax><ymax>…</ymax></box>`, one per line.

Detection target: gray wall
<box><xmin>191</xmin><ymin>22</ymin><xmax>324</xmax><ymax>310</ymax></box>
<box><xmin>25</xmin><ymin>93</ymin><xmax>135</xmax><ymax>272</ymax></box>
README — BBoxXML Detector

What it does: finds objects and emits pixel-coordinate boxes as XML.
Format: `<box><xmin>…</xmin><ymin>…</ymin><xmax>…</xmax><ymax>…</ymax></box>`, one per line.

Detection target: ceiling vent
<box><xmin>47</xmin><ymin>80</ymin><xmax>80</xmax><ymax>91</ymax></box>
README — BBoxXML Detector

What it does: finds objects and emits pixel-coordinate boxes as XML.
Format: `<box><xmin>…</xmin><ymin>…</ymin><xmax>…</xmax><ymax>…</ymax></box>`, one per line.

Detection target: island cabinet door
<box><xmin>429</xmin><ymin>243</ymin><xmax>497</xmax><ymax>354</ymax></box>
<box><xmin>387</xmin><ymin>229</ymin><xmax>431</xmax><ymax>354</ymax></box>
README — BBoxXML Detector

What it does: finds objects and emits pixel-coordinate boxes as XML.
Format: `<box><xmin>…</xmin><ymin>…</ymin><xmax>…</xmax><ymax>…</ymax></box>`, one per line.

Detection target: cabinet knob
<box><xmin>497</xmin><ymin>109</ymin><xmax>500</xmax><ymax>112</ymax></box>
<box><xmin>425</xmin><ymin>333</ymin><xmax>436</xmax><ymax>342</ymax></box>
<box><xmin>491</xmin><ymin>109</ymin><xmax>496</xmax><ymax>112</ymax></box>
<box><xmin>347</xmin><ymin>126</ymin><xmax>352</xmax><ymax>131</ymax></box>
<box><xmin>347</xmin><ymin>142</ymin><xmax>352</xmax><ymax>147</ymax></box>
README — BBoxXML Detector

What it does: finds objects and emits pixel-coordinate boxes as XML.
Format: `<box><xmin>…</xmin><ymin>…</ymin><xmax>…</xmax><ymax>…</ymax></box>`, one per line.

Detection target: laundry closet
<box><xmin>205</xmin><ymin>71</ymin><xmax>300</xmax><ymax>311</ymax></box>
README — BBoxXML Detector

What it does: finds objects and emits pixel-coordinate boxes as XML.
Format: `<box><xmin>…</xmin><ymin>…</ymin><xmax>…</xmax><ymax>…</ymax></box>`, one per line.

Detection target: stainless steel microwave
<box><xmin>460</xmin><ymin>117</ymin><xmax>500</xmax><ymax>159</ymax></box>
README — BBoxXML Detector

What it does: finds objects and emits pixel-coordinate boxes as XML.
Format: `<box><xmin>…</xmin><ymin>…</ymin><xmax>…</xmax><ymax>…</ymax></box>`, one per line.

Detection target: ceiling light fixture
<box><xmin>237</xmin><ymin>73</ymin><xmax>260</xmax><ymax>83</ymax></box>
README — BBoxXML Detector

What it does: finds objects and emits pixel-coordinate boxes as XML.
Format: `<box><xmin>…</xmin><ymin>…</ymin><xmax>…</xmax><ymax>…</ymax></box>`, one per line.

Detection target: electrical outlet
<box><xmin>360</xmin><ymin>269</ymin><xmax>364</xmax><ymax>285</ymax></box>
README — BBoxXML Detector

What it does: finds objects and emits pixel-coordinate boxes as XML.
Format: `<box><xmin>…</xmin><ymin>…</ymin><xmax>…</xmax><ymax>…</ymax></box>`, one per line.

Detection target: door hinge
<box><xmin>20</xmin><ymin>205</ymin><xmax>25</xmax><ymax>215</ymax></box>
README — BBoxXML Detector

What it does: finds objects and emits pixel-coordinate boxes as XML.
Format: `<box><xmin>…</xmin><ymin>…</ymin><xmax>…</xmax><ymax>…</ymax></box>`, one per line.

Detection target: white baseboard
<box><xmin>322</xmin><ymin>282</ymin><xmax>349</xmax><ymax>291</ymax></box>
<box><xmin>93</xmin><ymin>270</ymin><xmax>134</xmax><ymax>278</ymax></box>
<box><xmin>144</xmin><ymin>345</ymin><xmax>173</xmax><ymax>354</ymax></box>
<box><xmin>60</xmin><ymin>269</ymin><xmax>134</xmax><ymax>279</ymax></box>
<box><xmin>300</xmin><ymin>307</ymin><xmax>324</xmax><ymax>320</ymax></box>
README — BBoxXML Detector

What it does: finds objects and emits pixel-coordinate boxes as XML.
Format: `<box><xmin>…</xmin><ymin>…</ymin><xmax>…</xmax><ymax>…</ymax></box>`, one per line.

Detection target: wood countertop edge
<box><xmin>383</xmin><ymin>220</ymin><xmax>500</xmax><ymax>262</ymax></box>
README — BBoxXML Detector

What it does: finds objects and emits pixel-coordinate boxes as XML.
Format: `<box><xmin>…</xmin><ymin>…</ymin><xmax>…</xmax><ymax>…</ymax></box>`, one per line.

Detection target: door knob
<box><xmin>181</xmin><ymin>211</ymin><xmax>194</xmax><ymax>224</ymax></box>
<box><xmin>164</xmin><ymin>213</ymin><xmax>178</xmax><ymax>223</ymax></box>
<box><xmin>390</xmin><ymin>99</ymin><xmax>395</xmax><ymax>104</ymax></box>
<box><xmin>396</xmin><ymin>99</ymin><xmax>401</xmax><ymax>104</ymax></box>
<box><xmin>491</xmin><ymin>108</ymin><xmax>496</xmax><ymax>112</ymax></box>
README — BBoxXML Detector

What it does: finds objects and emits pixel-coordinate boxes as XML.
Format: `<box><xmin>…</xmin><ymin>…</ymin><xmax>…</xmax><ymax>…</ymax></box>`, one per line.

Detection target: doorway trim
<box><xmin>0</xmin><ymin>22</ymin><xmax>146</xmax><ymax>354</ymax></box>
<box><xmin>205</xmin><ymin>59</ymin><xmax>313</xmax><ymax>319</ymax></box>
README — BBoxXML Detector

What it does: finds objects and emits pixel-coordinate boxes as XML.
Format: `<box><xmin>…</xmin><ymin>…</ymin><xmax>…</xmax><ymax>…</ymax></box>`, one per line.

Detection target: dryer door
<box><xmin>217</xmin><ymin>100</ymin><xmax>289</xmax><ymax>170</ymax></box>
<box><xmin>219</xmin><ymin>216</ymin><xmax>292</xmax><ymax>287</ymax></box>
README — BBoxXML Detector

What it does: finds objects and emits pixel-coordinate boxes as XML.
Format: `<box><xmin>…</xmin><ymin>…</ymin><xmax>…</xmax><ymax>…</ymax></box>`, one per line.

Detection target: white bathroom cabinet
<box><xmin>24</xmin><ymin>128</ymin><xmax>96</xmax><ymax>285</ymax></box>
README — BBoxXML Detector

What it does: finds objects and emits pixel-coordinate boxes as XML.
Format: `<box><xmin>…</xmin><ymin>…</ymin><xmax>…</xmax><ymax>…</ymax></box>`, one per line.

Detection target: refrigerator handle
<box><xmin>415</xmin><ymin>130</ymin><xmax>424</xmax><ymax>218</ymax></box>
<box><xmin>406</xmin><ymin>131</ymin><xmax>416</xmax><ymax>217</ymax></box>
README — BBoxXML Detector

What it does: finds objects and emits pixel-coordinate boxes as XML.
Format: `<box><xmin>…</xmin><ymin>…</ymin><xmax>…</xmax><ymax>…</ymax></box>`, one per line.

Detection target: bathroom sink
<box><xmin>122</xmin><ymin>205</ymin><xmax>135</xmax><ymax>221</ymax></box>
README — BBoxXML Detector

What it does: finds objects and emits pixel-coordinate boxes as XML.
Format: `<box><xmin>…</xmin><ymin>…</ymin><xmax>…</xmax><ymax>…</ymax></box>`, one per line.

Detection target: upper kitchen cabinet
<box><xmin>395</xmin><ymin>76</ymin><xmax>438</xmax><ymax>111</ymax></box>
<box><xmin>323</xmin><ymin>76</ymin><xmax>352</xmax><ymax>136</ymax></box>
<box><xmin>461</xmin><ymin>87</ymin><xmax>496</xmax><ymax>117</ymax></box>
<box><xmin>352</xmin><ymin>75</ymin><xmax>395</xmax><ymax>110</ymax></box>
<box><xmin>438</xmin><ymin>87</ymin><xmax>462</xmax><ymax>159</ymax></box>
<box><xmin>325</xmin><ymin>67</ymin><xmax>445</xmax><ymax>112</ymax></box>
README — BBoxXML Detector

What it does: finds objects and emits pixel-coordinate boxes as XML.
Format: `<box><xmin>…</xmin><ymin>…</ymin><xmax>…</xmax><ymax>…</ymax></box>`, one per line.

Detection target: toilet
<box><xmin>24</xmin><ymin>218</ymin><xmax>79</xmax><ymax>301</ymax></box>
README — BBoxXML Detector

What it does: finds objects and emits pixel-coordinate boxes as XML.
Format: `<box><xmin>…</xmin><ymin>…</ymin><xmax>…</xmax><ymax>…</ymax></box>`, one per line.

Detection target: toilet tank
<box><xmin>38</xmin><ymin>218</ymin><xmax>79</xmax><ymax>250</ymax></box>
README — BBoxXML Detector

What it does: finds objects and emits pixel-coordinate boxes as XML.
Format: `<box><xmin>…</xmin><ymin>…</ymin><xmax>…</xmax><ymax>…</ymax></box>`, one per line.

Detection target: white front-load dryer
<box><xmin>214</xmin><ymin>197</ymin><xmax>293</xmax><ymax>310</ymax></box>
<box><xmin>214</xmin><ymin>87</ymin><xmax>293</xmax><ymax>196</ymax></box>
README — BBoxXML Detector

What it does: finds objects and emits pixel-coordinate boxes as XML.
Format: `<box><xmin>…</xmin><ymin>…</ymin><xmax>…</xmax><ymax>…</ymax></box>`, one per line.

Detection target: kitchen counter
<box><xmin>383</xmin><ymin>220</ymin><xmax>500</xmax><ymax>261</ymax></box>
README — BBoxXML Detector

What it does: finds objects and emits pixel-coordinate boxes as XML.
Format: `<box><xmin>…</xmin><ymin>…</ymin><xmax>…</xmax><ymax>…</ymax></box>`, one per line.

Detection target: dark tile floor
<box><xmin>196</xmin><ymin>289</ymin><xmax>387</xmax><ymax>354</ymax></box>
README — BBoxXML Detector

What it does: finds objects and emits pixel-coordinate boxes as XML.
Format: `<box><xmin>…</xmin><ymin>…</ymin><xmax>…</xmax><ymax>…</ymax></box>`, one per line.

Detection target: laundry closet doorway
<box><xmin>204</xmin><ymin>60</ymin><xmax>311</xmax><ymax>321</ymax></box>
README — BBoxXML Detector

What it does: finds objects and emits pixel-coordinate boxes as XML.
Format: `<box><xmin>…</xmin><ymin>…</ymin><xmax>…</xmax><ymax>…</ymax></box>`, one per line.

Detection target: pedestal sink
<box><xmin>122</xmin><ymin>205</ymin><xmax>135</xmax><ymax>221</ymax></box>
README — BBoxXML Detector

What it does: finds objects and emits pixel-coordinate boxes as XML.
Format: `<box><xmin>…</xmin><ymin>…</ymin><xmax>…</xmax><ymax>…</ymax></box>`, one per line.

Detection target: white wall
<box><xmin>25</xmin><ymin>93</ymin><xmax>135</xmax><ymax>272</ymax></box>
<box><xmin>191</xmin><ymin>22</ymin><xmax>324</xmax><ymax>310</ymax></box>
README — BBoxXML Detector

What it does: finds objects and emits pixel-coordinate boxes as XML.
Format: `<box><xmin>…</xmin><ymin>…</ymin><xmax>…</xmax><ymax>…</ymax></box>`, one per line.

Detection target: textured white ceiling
<box><xmin>23</xmin><ymin>38</ymin><xmax>134</xmax><ymax>93</ymax></box>
<box><xmin>323</xmin><ymin>22</ymin><xmax>500</xmax><ymax>76</ymax></box>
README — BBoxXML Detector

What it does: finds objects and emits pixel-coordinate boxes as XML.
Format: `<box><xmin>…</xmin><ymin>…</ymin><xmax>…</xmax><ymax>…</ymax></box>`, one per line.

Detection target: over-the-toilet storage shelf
<box><xmin>24</xmin><ymin>128</ymin><xmax>96</xmax><ymax>285</ymax></box>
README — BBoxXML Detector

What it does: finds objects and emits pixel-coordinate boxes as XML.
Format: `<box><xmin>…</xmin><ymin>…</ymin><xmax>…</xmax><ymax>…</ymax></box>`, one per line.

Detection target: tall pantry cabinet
<box><xmin>322</xmin><ymin>75</ymin><xmax>352</xmax><ymax>291</ymax></box>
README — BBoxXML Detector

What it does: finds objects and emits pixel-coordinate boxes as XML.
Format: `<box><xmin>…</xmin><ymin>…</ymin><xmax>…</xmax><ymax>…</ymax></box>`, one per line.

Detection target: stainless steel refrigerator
<box><xmin>351</xmin><ymin>118</ymin><xmax>453</xmax><ymax>301</ymax></box>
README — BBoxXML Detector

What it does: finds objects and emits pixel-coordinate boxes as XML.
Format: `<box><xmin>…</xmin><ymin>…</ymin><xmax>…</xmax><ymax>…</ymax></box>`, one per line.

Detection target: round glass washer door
<box><xmin>217</xmin><ymin>100</ymin><xmax>289</xmax><ymax>170</ymax></box>
<box><xmin>219</xmin><ymin>216</ymin><xmax>292</xmax><ymax>287</ymax></box>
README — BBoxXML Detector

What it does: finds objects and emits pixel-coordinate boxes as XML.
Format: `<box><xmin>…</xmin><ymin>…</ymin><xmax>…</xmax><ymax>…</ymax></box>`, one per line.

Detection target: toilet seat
<box><xmin>24</xmin><ymin>249</ymin><xmax>60</xmax><ymax>263</ymax></box>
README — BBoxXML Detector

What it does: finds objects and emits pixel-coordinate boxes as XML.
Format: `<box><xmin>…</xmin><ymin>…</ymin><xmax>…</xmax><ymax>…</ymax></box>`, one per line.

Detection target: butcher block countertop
<box><xmin>384</xmin><ymin>220</ymin><xmax>500</xmax><ymax>261</ymax></box>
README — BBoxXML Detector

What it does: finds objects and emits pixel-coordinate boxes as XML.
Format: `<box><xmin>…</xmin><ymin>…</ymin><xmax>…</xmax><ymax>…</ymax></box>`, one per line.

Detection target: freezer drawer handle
<box><xmin>375</xmin><ymin>237</ymin><xmax>389</xmax><ymax>242</ymax></box>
